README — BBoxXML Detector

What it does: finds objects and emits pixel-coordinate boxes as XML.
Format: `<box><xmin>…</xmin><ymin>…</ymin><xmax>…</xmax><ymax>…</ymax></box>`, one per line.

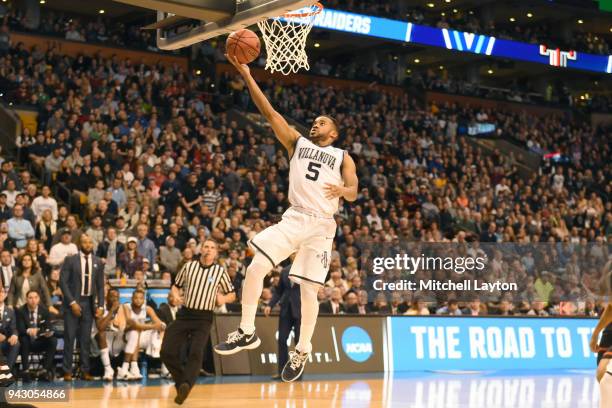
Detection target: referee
<box><xmin>161</xmin><ymin>239</ymin><xmax>235</xmax><ymax>405</ymax></box>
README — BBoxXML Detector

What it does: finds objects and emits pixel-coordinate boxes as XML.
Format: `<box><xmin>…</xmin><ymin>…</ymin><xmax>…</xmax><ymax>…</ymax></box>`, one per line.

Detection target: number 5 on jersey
<box><xmin>306</xmin><ymin>161</ymin><xmax>322</xmax><ymax>181</ymax></box>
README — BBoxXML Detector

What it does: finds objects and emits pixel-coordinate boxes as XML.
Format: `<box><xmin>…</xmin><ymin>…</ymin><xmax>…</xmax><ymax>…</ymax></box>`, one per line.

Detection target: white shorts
<box><xmin>92</xmin><ymin>325</ymin><xmax>125</xmax><ymax>357</ymax></box>
<box><xmin>249</xmin><ymin>207</ymin><xmax>336</xmax><ymax>286</ymax></box>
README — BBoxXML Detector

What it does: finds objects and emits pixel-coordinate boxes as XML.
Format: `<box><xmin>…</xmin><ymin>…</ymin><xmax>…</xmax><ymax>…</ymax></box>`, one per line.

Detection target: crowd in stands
<box><xmin>0</xmin><ymin>18</ymin><xmax>610</xmax><ymax>380</ymax></box>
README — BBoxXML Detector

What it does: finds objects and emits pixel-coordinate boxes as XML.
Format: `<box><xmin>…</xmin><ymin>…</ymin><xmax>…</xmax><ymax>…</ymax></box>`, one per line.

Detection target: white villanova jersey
<box><xmin>288</xmin><ymin>136</ymin><xmax>345</xmax><ymax>217</ymax></box>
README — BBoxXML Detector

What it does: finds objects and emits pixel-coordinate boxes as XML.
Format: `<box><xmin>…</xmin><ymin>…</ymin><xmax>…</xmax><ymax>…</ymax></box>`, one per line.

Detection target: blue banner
<box><xmin>388</xmin><ymin>317</ymin><xmax>597</xmax><ymax>371</ymax></box>
<box><xmin>311</xmin><ymin>9</ymin><xmax>612</xmax><ymax>74</ymax></box>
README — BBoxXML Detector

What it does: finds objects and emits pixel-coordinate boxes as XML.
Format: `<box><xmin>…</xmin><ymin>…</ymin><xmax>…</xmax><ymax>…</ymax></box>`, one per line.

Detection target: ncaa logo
<box><xmin>341</xmin><ymin>326</ymin><xmax>373</xmax><ymax>363</ymax></box>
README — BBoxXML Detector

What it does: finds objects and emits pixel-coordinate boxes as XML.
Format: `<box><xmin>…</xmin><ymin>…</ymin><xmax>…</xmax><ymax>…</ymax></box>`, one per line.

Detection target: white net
<box><xmin>257</xmin><ymin>3</ymin><xmax>322</xmax><ymax>75</ymax></box>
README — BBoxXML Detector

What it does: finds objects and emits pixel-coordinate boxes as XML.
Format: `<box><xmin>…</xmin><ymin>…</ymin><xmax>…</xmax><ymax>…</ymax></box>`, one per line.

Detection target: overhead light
<box><xmin>469</xmin><ymin>10</ymin><xmax>474</xmax><ymax>15</ymax></box>
<box><xmin>439</xmin><ymin>65</ymin><xmax>444</xmax><ymax>70</ymax></box>
<box><xmin>509</xmin><ymin>17</ymin><xmax>516</xmax><ymax>22</ymax></box>
<box><xmin>527</xmin><ymin>12</ymin><xmax>533</xmax><ymax>18</ymax></box>
<box><xmin>39</xmin><ymin>0</ymin><xmax>45</xmax><ymax>3</ymax></box>
<box><xmin>577</xmin><ymin>19</ymin><xmax>584</xmax><ymax>24</ymax></box>
<box><xmin>195</xmin><ymin>69</ymin><xmax>202</xmax><ymax>75</ymax></box>
<box><xmin>453</xmin><ymin>9</ymin><xmax>458</xmax><ymax>13</ymax></box>
<box><xmin>406</xmin><ymin>69</ymin><xmax>412</xmax><ymax>73</ymax></box>
<box><xmin>610</xmin><ymin>27</ymin><xmax>612</xmax><ymax>32</ymax></box>
<box><xmin>445</xmin><ymin>0</ymin><xmax>451</xmax><ymax>3</ymax></box>
<box><xmin>393</xmin><ymin>55</ymin><xmax>398</xmax><ymax>60</ymax></box>
<box><xmin>99</xmin><ymin>9</ymin><xmax>105</xmax><ymax>14</ymax></box>
<box><xmin>487</xmin><ymin>69</ymin><xmax>494</xmax><ymax>74</ymax></box>
<box><xmin>427</xmin><ymin>3</ymin><xmax>435</xmax><ymax>8</ymax></box>
<box><xmin>211</xmin><ymin>84</ymin><xmax>215</xmax><ymax>88</ymax></box>
<box><xmin>314</xmin><ymin>42</ymin><xmax>320</xmax><ymax>48</ymax></box>
<box><xmin>441</xmin><ymin>12</ymin><xmax>445</xmax><ymax>16</ymax></box>
<box><xmin>414</xmin><ymin>58</ymin><xmax>420</xmax><ymax>63</ymax></box>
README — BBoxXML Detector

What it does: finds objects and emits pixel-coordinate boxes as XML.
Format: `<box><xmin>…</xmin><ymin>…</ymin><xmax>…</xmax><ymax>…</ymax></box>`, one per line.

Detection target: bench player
<box><xmin>214</xmin><ymin>54</ymin><xmax>358</xmax><ymax>382</ymax></box>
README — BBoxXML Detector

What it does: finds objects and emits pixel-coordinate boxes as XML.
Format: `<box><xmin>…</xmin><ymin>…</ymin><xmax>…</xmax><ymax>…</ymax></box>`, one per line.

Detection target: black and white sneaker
<box><xmin>214</xmin><ymin>328</ymin><xmax>261</xmax><ymax>355</ymax></box>
<box><xmin>0</xmin><ymin>364</ymin><xmax>14</xmax><ymax>387</ymax></box>
<box><xmin>281</xmin><ymin>350</ymin><xmax>309</xmax><ymax>382</ymax></box>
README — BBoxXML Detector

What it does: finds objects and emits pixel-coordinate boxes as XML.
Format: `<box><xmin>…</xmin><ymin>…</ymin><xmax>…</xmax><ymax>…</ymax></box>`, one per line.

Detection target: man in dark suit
<box><xmin>264</xmin><ymin>265</ymin><xmax>301</xmax><ymax>380</ymax></box>
<box><xmin>0</xmin><ymin>286</ymin><xmax>18</xmax><ymax>373</ymax></box>
<box><xmin>59</xmin><ymin>234</ymin><xmax>105</xmax><ymax>381</ymax></box>
<box><xmin>16</xmin><ymin>290</ymin><xmax>57</xmax><ymax>382</ymax></box>
<box><xmin>318</xmin><ymin>287</ymin><xmax>345</xmax><ymax>314</ymax></box>
<box><xmin>158</xmin><ymin>291</ymin><xmax>182</xmax><ymax>379</ymax></box>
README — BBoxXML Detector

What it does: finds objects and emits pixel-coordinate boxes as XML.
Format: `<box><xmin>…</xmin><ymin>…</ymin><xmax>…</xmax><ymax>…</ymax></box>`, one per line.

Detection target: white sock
<box><xmin>130</xmin><ymin>361</ymin><xmax>139</xmax><ymax>371</ymax></box>
<box><xmin>601</xmin><ymin>362</ymin><xmax>612</xmax><ymax>408</ymax></box>
<box><xmin>239</xmin><ymin>256</ymin><xmax>270</xmax><ymax>335</ymax></box>
<box><xmin>100</xmin><ymin>348</ymin><xmax>111</xmax><ymax>367</ymax></box>
<box><xmin>121</xmin><ymin>362</ymin><xmax>129</xmax><ymax>371</ymax></box>
<box><xmin>161</xmin><ymin>363</ymin><xmax>169</xmax><ymax>374</ymax></box>
<box><xmin>296</xmin><ymin>284</ymin><xmax>319</xmax><ymax>354</ymax></box>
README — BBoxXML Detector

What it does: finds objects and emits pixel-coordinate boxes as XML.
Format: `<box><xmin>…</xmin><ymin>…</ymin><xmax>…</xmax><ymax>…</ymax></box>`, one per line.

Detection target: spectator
<box><xmin>319</xmin><ymin>287</ymin><xmax>345</xmax><ymax>314</ymax></box>
<box><xmin>16</xmin><ymin>290</ymin><xmax>57</xmax><ymax>382</ymax></box>
<box><xmin>7</xmin><ymin>253</ymin><xmax>56</xmax><ymax>314</ymax></box>
<box><xmin>436</xmin><ymin>299</ymin><xmax>463</xmax><ymax>315</ymax></box>
<box><xmin>96</xmin><ymin>227</ymin><xmax>125</xmax><ymax>278</ymax></box>
<box><xmin>31</xmin><ymin>186</ymin><xmax>58</xmax><ymax>223</ymax></box>
<box><xmin>47</xmin><ymin>229</ymin><xmax>78</xmax><ymax>267</ymax></box>
<box><xmin>35</xmin><ymin>209</ymin><xmax>57</xmax><ymax>252</ymax></box>
<box><xmin>462</xmin><ymin>296</ymin><xmax>483</xmax><ymax>316</ymax></box>
<box><xmin>0</xmin><ymin>250</ymin><xmax>14</xmax><ymax>292</ymax></box>
<box><xmin>159</xmin><ymin>236</ymin><xmax>181</xmax><ymax>276</ymax></box>
<box><xmin>0</xmin><ymin>194</ymin><xmax>12</xmax><ymax>222</ymax></box>
<box><xmin>136</xmin><ymin>224</ymin><xmax>156</xmax><ymax>266</ymax></box>
<box><xmin>119</xmin><ymin>237</ymin><xmax>144</xmax><ymax>278</ymax></box>
<box><xmin>7</xmin><ymin>204</ymin><xmax>34</xmax><ymax>249</ymax></box>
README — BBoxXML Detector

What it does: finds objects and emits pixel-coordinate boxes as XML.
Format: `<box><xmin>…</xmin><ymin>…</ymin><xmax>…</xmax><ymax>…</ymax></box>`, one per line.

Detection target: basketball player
<box><xmin>117</xmin><ymin>289</ymin><xmax>165</xmax><ymax>380</ymax></box>
<box><xmin>214</xmin><ymin>54</ymin><xmax>358</xmax><ymax>382</ymax></box>
<box><xmin>94</xmin><ymin>287</ymin><xmax>127</xmax><ymax>381</ymax></box>
<box><xmin>590</xmin><ymin>264</ymin><xmax>612</xmax><ymax>408</ymax></box>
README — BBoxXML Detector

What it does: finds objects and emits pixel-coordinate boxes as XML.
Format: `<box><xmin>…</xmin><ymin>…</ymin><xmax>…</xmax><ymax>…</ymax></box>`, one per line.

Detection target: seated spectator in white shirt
<box><xmin>47</xmin><ymin>229</ymin><xmax>78</xmax><ymax>267</ymax></box>
<box><xmin>31</xmin><ymin>186</ymin><xmax>58</xmax><ymax>223</ymax></box>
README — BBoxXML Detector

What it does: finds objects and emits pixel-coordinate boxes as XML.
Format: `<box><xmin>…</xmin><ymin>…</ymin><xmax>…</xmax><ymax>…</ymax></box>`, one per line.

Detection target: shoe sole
<box><xmin>174</xmin><ymin>383</ymin><xmax>191</xmax><ymax>405</ymax></box>
<box><xmin>281</xmin><ymin>363</ymin><xmax>306</xmax><ymax>383</ymax></box>
<box><xmin>214</xmin><ymin>337</ymin><xmax>261</xmax><ymax>356</ymax></box>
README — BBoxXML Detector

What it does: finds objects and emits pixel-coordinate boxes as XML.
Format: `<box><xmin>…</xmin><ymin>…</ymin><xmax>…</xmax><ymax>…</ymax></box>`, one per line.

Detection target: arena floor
<box><xmin>13</xmin><ymin>369</ymin><xmax>600</xmax><ymax>408</ymax></box>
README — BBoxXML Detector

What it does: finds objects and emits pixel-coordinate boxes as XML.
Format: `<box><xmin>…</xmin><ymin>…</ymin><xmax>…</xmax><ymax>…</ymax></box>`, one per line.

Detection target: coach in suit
<box><xmin>16</xmin><ymin>290</ymin><xmax>57</xmax><ymax>382</ymax></box>
<box><xmin>264</xmin><ymin>265</ymin><xmax>301</xmax><ymax>379</ymax></box>
<box><xmin>319</xmin><ymin>287</ymin><xmax>345</xmax><ymax>314</ymax></box>
<box><xmin>59</xmin><ymin>234</ymin><xmax>104</xmax><ymax>381</ymax></box>
<box><xmin>0</xmin><ymin>286</ymin><xmax>18</xmax><ymax>372</ymax></box>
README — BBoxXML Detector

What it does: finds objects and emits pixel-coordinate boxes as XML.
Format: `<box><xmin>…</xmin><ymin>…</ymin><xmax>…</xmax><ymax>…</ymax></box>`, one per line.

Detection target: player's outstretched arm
<box><xmin>324</xmin><ymin>152</ymin><xmax>358</xmax><ymax>202</ymax></box>
<box><xmin>226</xmin><ymin>54</ymin><xmax>300</xmax><ymax>154</ymax></box>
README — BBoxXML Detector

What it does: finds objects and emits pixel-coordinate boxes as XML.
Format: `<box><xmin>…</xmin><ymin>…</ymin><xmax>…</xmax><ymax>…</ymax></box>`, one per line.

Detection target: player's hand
<box><xmin>71</xmin><ymin>302</ymin><xmax>82</xmax><ymax>317</ymax></box>
<box><xmin>323</xmin><ymin>183</ymin><xmax>346</xmax><ymax>200</ymax></box>
<box><xmin>0</xmin><ymin>333</ymin><xmax>5</xmax><ymax>343</ymax></box>
<box><xmin>8</xmin><ymin>334</ymin><xmax>17</xmax><ymax>346</ymax></box>
<box><xmin>589</xmin><ymin>334</ymin><xmax>599</xmax><ymax>353</ymax></box>
<box><xmin>225</xmin><ymin>53</ymin><xmax>250</xmax><ymax>77</ymax></box>
<box><xmin>111</xmin><ymin>300</ymin><xmax>120</xmax><ymax>313</ymax></box>
<box><xmin>263</xmin><ymin>306</ymin><xmax>271</xmax><ymax>317</ymax></box>
<box><xmin>95</xmin><ymin>307</ymin><xmax>104</xmax><ymax>318</ymax></box>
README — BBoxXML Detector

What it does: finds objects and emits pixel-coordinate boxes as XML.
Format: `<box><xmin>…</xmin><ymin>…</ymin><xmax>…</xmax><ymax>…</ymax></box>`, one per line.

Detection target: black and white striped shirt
<box><xmin>175</xmin><ymin>260</ymin><xmax>234</xmax><ymax>311</ymax></box>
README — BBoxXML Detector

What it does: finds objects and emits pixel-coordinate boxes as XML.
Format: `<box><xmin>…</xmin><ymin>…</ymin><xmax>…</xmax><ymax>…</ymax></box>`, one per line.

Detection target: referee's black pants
<box><xmin>161</xmin><ymin>310</ymin><xmax>213</xmax><ymax>388</ymax></box>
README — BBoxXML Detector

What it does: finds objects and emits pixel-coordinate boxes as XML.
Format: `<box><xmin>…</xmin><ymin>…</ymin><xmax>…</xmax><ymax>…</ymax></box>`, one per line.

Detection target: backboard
<box><xmin>113</xmin><ymin>0</ymin><xmax>315</xmax><ymax>50</ymax></box>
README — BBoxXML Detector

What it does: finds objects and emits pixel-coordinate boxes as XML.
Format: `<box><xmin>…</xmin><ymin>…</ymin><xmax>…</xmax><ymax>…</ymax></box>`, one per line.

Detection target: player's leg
<box><xmin>281</xmin><ymin>218</ymin><xmax>334</xmax><ymax>382</ymax></box>
<box><xmin>97</xmin><ymin>332</ymin><xmax>114</xmax><ymax>381</ymax></box>
<box><xmin>600</xmin><ymin>353</ymin><xmax>612</xmax><ymax>408</ymax></box>
<box><xmin>118</xmin><ymin>330</ymin><xmax>139</xmax><ymax>380</ymax></box>
<box><xmin>0</xmin><ymin>347</ymin><xmax>14</xmax><ymax>387</ymax></box>
<box><xmin>215</xmin><ymin>215</ymin><xmax>297</xmax><ymax>355</ymax></box>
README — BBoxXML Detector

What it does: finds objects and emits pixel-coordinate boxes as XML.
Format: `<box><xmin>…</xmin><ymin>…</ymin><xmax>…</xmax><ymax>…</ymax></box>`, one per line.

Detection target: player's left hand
<box><xmin>323</xmin><ymin>183</ymin><xmax>346</xmax><ymax>199</ymax></box>
<box><xmin>95</xmin><ymin>307</ymin><xmax>104</xmax><ymax>318</ymax></box>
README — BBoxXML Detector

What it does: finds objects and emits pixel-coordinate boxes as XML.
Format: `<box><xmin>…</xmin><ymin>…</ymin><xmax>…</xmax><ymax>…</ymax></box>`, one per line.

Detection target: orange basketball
<box><xmin>226</xmin><ymin>29</ymin><xmax>261</xmax><ymax>64</ymax></box>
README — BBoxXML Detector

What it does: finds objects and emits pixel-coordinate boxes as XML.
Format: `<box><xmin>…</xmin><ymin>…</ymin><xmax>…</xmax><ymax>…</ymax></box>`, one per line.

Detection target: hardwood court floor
<box><xmin>23</xmin><ymin>370</ymin><xmax>600</xmax><ymax>408</ymax></box>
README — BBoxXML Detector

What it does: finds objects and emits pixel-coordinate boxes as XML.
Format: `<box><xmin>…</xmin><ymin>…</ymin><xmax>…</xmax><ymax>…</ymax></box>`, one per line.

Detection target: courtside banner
<box><xmin>248</xmin><ymin>316</ymin><xmax>385</xmax><ymax>375</ymax></box>
<box><xmin>389</xmin><ymin>316</ymin><xmax>597</xmax><ymax>371</ymax></box>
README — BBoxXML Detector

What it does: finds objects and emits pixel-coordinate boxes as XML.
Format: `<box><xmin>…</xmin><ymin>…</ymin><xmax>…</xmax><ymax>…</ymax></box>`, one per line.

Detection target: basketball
<box><xmin>226</xmin><ymin>29</ymin><xmax>261</xmax><ymax>64</ymax></box>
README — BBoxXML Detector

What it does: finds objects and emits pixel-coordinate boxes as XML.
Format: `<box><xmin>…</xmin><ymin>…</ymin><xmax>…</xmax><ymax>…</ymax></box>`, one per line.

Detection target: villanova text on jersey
<box><xmin>297</xmin><ymin>146</ymin><xmax>337</xmax><ymax>170</ymax></box>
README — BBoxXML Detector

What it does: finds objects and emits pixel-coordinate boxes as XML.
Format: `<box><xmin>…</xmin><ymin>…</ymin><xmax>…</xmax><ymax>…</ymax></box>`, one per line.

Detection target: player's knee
<box><xmin>247</xmin><ymin>255</ymin><xmax>271</xmax><ymax>278</ymax></box>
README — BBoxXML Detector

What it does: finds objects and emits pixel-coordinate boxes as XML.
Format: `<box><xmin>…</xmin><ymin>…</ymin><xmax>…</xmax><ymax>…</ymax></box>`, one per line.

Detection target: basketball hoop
<box><xmin>257</xmin><ymin>2</ymin><xmax>323</xmax><ymax>75</ymax></box>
